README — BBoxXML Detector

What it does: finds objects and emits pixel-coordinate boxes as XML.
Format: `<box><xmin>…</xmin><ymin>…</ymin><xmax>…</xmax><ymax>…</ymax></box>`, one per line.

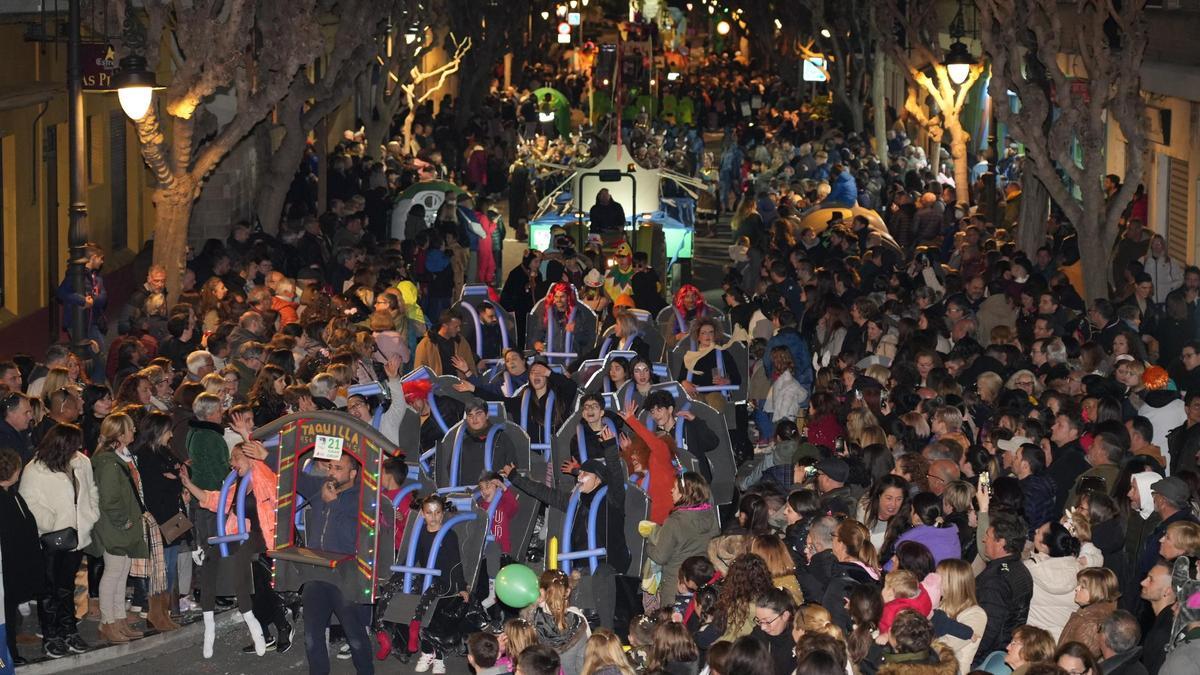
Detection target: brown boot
<box><xmin>118</xmin><ymin>618</ymin><xmax>145</xmax><ymax>639</ymax></box>
<box><xmin>148</xmin><ymin>594</ymin><xmax>180</xmax><ymax>632</ymax></box>
<box><xmin>98</xmin><ymin>622</ymin><xmax>130</xmax><ymax>644</ymax></box>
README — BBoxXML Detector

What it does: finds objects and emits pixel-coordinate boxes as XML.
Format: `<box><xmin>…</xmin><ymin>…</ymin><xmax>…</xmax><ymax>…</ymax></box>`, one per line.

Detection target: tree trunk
<box><xmin>848</xmin><ymin>96</ymin><xmax>865</xmax><ymax>136</ymax></box>
<box><xmin>255</xmin><ymin>125</ymin><xmax>308</xmax><ymax>230</ymax></box>
<box><xmin>1017</xmin><ymin>171</ymin><xmax>1049</xmax><ymax>256</ymax></box>
<box><xmin>873</xmin><ymin>45</ymin><xmax>887</xmax><ymax>165</ymax></box>
<box><xmin>945</xmin><ymin>114</ymin><xmax>970</xmax><ymax>209</ymax></box>
<box><xmin>152</xmin><ymin>184</ymin><xmax>198</xmax><ymax>305</ymax></box>
<box><xmin>1077</xmin><ymin>192</ymin><xmax>1109</xmax><ymax>302</ymax></box>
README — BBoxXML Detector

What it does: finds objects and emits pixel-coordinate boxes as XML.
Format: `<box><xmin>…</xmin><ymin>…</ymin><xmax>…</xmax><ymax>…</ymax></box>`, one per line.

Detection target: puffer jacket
<box><xmin>18</xmin><ymin>453</ymin><xmax>101</xmax><ymax>551</ymax></box>
<box><xmin>647</xmin><ymin>503</ymin><xmax>721</xmax><ymax>606</ymax></box>
<box><xmin>1024</xmin><ymin>553</ymin><xmax>1081</xmax><ymax>641</ymax></box>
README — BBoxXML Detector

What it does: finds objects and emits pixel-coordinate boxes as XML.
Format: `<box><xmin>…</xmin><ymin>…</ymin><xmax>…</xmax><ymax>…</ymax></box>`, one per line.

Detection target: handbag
<box><xmin>41</xmin><ymin>470</ymin><xmax>80</xmax><ymax>552</ymax></box>
<box><xmin>40</xmin><ymin>527</ymin><xmax>79</xmax><ymax>552</ymax></box>
<box><xmin>158</xmin><ymin>512</ymin><xmax>193</xmax><ymax>544</ymax></box>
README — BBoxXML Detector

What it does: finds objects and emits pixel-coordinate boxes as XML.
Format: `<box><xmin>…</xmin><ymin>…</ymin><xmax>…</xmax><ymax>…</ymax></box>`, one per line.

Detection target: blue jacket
<box><xmin>824</xmin><ymin>171</ymin><xmax>858</xmax><ymax>207</ymax></box>
<box><xmin>766</xmin><ymin>328</ymin><xmax>814</xmax><ymax>392</ymax></box>
<box><xmin>298</xmin><ymin>470</ymin><xmax>362</xmax><ymax>555</ymax></box>
<box><xmin>56</xmin><ymin>268</ymin><xmax>108</xmax><ymax>330</ymax></box>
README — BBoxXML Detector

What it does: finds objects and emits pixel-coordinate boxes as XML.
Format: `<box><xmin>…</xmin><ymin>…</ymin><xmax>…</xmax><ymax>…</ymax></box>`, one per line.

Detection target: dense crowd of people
<box><xmin>2</xmin><ymin>51</ymin><xmax>1199</xmax><ymax>675</ymax></box>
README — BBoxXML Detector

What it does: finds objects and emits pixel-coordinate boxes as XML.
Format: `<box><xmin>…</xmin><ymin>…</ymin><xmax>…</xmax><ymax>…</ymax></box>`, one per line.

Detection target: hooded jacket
<box><xmin>1024</xmin><ymin>553</ymin><xmax>1081</xmax><ymax>641</ymax></box>
<box><xmin>19</xmin><ymin>452</ymin><xmax>101</xmax><ymax>552</ymax></box>
<box><xmin>647</xmin><ymin>503</ymin><xmax>720</xmax><ymax>606</ymax></box>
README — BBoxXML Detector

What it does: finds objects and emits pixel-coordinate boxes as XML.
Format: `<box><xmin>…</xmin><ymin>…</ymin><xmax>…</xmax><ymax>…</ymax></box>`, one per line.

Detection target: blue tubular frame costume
<box><xmin>557</xmin><ymin>485</ymin><xmax>610</xmax><ymax>574</ymax></box>
<box><xmin>208</xmin><ymin>469</ymin><xmax>252</xmax><ymax>557</ymax></box>
<box><xmin>520</xmin><ymin>388</ymin><xmax>556</xmax><ymax>461</ymax></box>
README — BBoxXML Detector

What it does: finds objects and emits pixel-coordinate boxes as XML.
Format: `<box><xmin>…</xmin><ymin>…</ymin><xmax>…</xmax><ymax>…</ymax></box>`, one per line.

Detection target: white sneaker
<box><xmin>432</xmin><ymin>659</ymin><xmax>446</xmax><ymax>674</ymax></box>
<box><xmin>179</xmin><ymin>597</ymin><xmax>201</xmax><ymax>612</ymax></box>
<box><xmin>18</xmin><ymin>602</ymin><xmax>31</xmax><ymax>617</ymax></box>
<box><xmin>414</xmin><ymin>652</ymin><xmax>437</xmax><ymax>672</ymax></box>
<box><xmin>336</xmin><ymin>643</ymin><xmax>352</xmax><ymax>660</ymax></box>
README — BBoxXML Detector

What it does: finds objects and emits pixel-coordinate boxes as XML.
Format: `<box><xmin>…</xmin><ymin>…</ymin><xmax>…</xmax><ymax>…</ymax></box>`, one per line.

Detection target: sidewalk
<box><xmin>20</xmin><ymin>610</ymin><xmax>239</xmax><ymax>675</ymax></box>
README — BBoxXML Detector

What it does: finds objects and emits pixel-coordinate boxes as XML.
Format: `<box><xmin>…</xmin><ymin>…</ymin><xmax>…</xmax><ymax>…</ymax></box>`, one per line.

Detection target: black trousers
<box><xmin>249</xmin><ymin>544</ymin><xmax>287</xmax><ymax>635</ymax></box>
<box><xmin>5</xmin><ymin>596</ymin><xmax>21</xmax><ymax>657</ymax></box>
<box><xmin>302</xmin><ymin>581</ymin><xmax>373</xmax><ymax>675</ymax></box>
<box><xmin>37</xmin><ymin>549</ymin><xmax>83</xmax><ymax>641</ymax></box>
<box><xmin>86</xmin><ymin>553</ymin><xmax>103</xmax><ymax>598</ymax></box>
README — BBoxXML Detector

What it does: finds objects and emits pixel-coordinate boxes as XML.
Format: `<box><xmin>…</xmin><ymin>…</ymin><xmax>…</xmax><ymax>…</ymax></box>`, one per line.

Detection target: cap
<box><xmin>297</xmin><ymin>267</ymin><xmax>322</xmax><ymax>281</ymax></box>
<box><xmin>996</xmin><ymin>436</ymin><xmax>1033</xmax><ymax>454</ymax></box>
<box><xmin>826</xmin><ymin>212</ymin><xmax>845</xmax><ymax>226</ymax></box>
<box><xmin>584</xmin><ymin>269</ymin><xmax>603</xmax><ymax>288</ymax></box>
<box><xmin>464</xmin><ymin>397</ymin><xmax>488</xmax><ymax>414</ymax></box>
<box><xmin>815</xmin><ymin>457</ymin><xmax>849</xmax><ymax>484</ymax></box>
<box><xmin>586</xmin><ymin>233</ymin><xmax>603</xmax><ymax>247</ymax></box>
<box><xmin>577</xmin><ymin>459</ymin><xmax>607</xmax><ymax>481</ymax></box>
<box><xmin>1151</xmin><ymin>477</ymin><xmax>1192</xmax><ymax>507</ymax></box>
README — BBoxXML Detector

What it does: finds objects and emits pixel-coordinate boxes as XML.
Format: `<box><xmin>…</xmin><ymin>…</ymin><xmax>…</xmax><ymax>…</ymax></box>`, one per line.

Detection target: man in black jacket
<box><xmin>0</xmin><ymin>393</ymin><xmax>34</xmax><ymax>463</ymax></box>
<box><xmin>973</xmin><ymin>511</ymin><xmax>1033</xmax><ymax>667</ymax></box>
<box><xmin>1097</xmin><ymin>610</ymin><xmax>1147</xmax><ymax>675</ymax></box>
<box><xmin>1046</xmin><ymin>411</ymin><xmax>1091</xmax><ymax>512</ymax></box>
<box><xmin>500</xmin><ymin>446</ymin><xmax>628</xmax><ymax>630</ymax></box>
<box><xmin>1139</xmin><ymin>559</ymin><xmax>1176</xmax><ymax>674</ymax></box>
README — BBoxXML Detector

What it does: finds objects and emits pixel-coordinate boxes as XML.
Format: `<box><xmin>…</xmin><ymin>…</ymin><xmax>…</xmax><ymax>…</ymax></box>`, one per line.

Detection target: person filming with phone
<box><xmin>296</xmin><ymin>452</ymin><xmax>374</xmax><ymax>674</ymax></box>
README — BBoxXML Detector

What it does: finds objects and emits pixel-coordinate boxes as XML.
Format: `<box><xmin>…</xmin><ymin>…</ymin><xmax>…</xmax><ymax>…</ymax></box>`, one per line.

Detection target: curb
<box><xmin>22</xmin><ymin>611</ymin><xmax>240</xmax><ymax>675</ymax></box>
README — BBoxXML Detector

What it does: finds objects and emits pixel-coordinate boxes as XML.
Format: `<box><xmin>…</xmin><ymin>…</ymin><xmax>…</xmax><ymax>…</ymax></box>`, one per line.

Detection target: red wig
<box><xmin>543</xmin><ymin>282</ymin><xmax>577</xmax><ymax>326</ymax></box>
<box><xmin>673</xmin><ymin>284</ymin><xmax>705</xmax><ymax>317</ymax></box>
<box><xmin>401</xmin><ymin>378</ymin><xmax>433</xmax><ymax>404</ymax></box>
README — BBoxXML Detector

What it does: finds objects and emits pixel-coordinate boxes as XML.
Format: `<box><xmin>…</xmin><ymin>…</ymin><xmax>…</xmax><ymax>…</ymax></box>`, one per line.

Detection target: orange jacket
<box><xmin>271</xmin><ymin>296</ymin><xmax>300</xmax><ymax>326</ymax></box>
<box><xmin>199</xmin><ymin>460</ymin><xmax>279</xmax><ymax>546</ymax></box>
<box><xmin>623</xmin><ymin>413</ymin><xmax>677</xmax><ymax>525</ymax></box>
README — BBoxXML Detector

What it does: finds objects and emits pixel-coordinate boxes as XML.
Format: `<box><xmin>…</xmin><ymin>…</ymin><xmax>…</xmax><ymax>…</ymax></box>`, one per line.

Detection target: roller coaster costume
<box><xmin>525</xmin><ymin>283</ymin><xmax>597</xmax><ymax>366</ymax></box>
<box><xmin>506</xmin><ymin>445</ymin><xmax>630</xmax><ymax>630</ymax></box>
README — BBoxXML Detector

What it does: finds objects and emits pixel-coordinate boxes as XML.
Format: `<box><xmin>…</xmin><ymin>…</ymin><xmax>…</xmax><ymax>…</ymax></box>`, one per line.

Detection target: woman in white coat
<box><xmin>763</xmin><ymin>346</ymin><xmax>806</xmax><ymax>438</ymax></box>
<box><xmin>19</xmin><ymin>423</ymin><xmax>100</xmax><ymax>658</ymax></box>
<box><xmin>1024</xmin><ymin>522</ymin><xmax>1083</xmax><ymax>642</ymax></box>
<box><xmin>934</xmin><ymin>558</ymin><xmax>988</xmax><ymax>674</ymax></box>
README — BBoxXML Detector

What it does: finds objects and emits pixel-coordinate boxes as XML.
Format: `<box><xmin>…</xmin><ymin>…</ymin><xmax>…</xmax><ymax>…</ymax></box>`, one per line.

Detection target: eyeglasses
<box><xmin>754</xmin><ymin>613</ymin><xmax>783</xmax><ymax>627</ymax></box>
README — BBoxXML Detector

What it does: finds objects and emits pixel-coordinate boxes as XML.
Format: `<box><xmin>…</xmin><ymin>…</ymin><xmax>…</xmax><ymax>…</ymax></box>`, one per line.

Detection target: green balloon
<box><xmin>494</xmin><ymin>563</ymin><xmax>540</xmax><ymax>608</ymax></box>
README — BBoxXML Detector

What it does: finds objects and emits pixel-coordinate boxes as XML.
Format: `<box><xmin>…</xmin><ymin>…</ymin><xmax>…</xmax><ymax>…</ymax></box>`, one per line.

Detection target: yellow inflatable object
<box><xmin>799</xmin><ymin>205</ymin><xmax>894</xmax><ymax>245</ymax></box>
<box><xmin>548</xmin><ymin>536</ymin><xmax>559</xmax><ymax>571</ymax></box>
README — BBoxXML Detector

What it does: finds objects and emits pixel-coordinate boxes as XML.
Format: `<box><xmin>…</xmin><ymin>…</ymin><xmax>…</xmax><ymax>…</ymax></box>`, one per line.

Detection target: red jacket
<box><xmin>624</xmin><ymin>413</ymin><xmax>677</xmax><ymax>525</ymax></box>
<box><xmin>477</xmin><ymin>487</ymin><xmax>519</xmax><ymax>554</ymax></box>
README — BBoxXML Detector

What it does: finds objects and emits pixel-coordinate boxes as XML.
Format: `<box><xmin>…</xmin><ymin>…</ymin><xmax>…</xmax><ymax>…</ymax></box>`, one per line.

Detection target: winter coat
<box><xmin>19</xmin><ymin>452</ymin><xmax>101</xmax><ymax>551</ymax></box>
<box><xmin>413</xmin><ymin>332</ymin><xmax>477</xmax><ymax>377</ymax></box>
<box><xmin>90</xmin><ymin>450</ymin><xmax>148</xmax><ymax>558</ymax></box>
<box><xmin>0</xmin><ymin>484</ymin><xmax>46</xmax><ymax>602</ymax></box>
<box><xmin>521</xmin><ymin>604</ymin><xmax>590</xmax><ymax>675</ymax></box>
<box><xmin>892</xmin><ymin>524</ymin><xmax>961</xmax><ymax>566</ymax></box>
<box><xmin>135</xmin><ymin>446</ymin><xmax>185</xmax><ymax>534</ymax></box>
<box><xmin>764</xmin><ymin>370</ymin><xmax>806</xmax><ymax>422</ymax></box>
<box><xmin>936</xmin><ymin>604</ymin><xmax>987</xmax><ymax>674</ymax></box>
<box><xmin>825</xmin><ymin>171</ymin><xmax>858</xmax><ymax>207</ymax></box>
<box><xmin>1142</xmin><ymin>254</ymin><xmax>1184</xmax><ymax>304</ymax></box>
<box><xmin>878</xmin><ymin>643</ymin><xmax>958</xmax><ymax>675</ymax></box>
<box><xmin>1057</xmin><ymin>600</ymin><xmax>1114</xmax><ymax>656</ymax></box>
<box><xmin>975</xmin><ymin>554</ymin><xmax>1033</xmax><ymax>665</ymax></box>
<box><xmin>186</xmin><ymin>419</ymin><xmax>230</xmax><ymax>491</ymax></box>
<box><xmin>647</xmin><ymin>503</ymin><xmax>721</xmax><ymax>606</ymax></box>
<box><xmin>1024</xmin><ymin>553</ymin><xmax>1081</xmax><ymax>641</ymax></box>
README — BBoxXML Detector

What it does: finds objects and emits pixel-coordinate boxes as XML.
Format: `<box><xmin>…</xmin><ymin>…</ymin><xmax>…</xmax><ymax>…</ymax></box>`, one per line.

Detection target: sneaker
<box><xmin>414</xmin><ymin>652</ymin><xmax>438</xmax><ymax>672</ymax></box>
<box><xmin>241</xmin><ymin>636</ymin><xmax>276</xmax><ymax>654</ymax></box>
<box><xmin>18</xmin><ymin>602</ymin><xmax>31</xmax><ymax>617</ymax></box>
<box><xmin>179</xmin><ymin>597</ymin><xmax>201</xmax><ymax>613</ymax></box>
<box><xmin>65</xmin><ymin>633</ymin><xmax>89</xmax><ymax>654</ymax></box>
<box><xmin>276</xmin><ymin>622</ymin><xmax>295</xmax><ymax>654</ymax></box>
<box><xmin>43</xmin><ymin>639</ymin><xmax>69</xmax><ymax>659</ymax></box>
<box><xmin>336</xmin><ymin>643</ymin><xmax>352</xmax><ymax>660</ymax></box>
<box><xmin>432</xmin><ymin>659</ymin><xmax>446</xmax><ymax>674</ymax></box>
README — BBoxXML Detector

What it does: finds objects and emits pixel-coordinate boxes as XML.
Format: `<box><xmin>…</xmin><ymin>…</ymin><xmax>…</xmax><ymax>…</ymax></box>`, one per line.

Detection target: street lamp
<box><xmin>716</xmin><ymin>19</ymin><xmax>731</xmax><ymax>35</ymax></box>
<box><xmin>113</xmin><ymin>54</ymin><xmax>161</xmax><ymax>120</ymax></box>
<box><xmin>819</xmin><ymin>28</ymin><xmax>831</xmax><ymax>38</ymax></box>
<box><xmin>943</xmin><ymin>40</ymin><xmax>974</xmax><ymax>85</ymax></box>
